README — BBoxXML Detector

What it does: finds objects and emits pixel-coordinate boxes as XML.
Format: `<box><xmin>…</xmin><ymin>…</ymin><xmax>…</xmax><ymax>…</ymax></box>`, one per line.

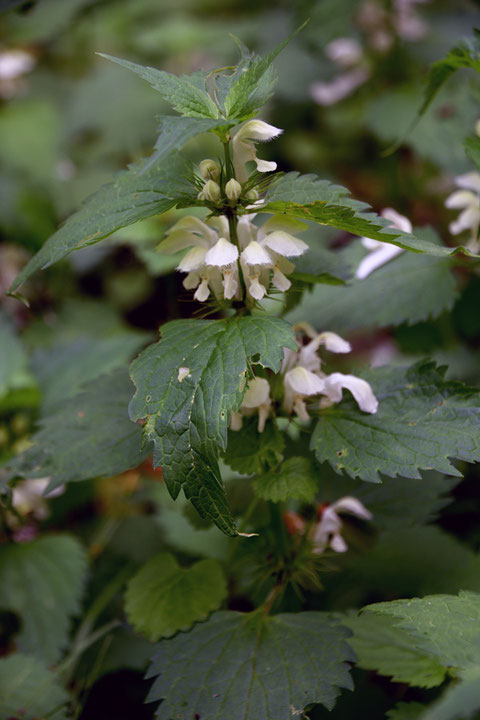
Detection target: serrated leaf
<box><xmin>252</xmin><ymin>456</ymin><xmax>318</xmax><ymax>502</ymax></box>
<box><xmin>5</xmin><ymin>369</ymin><xmax>150</xmax><ymax>488</ymax></box>
<box><xmin>288</xmin><ymin>229</ymin><xmax>458</xmax><ymax>330</ymax></box>
<box><xmin>98</xmin><ymin>53</ymin><xmax>219</xmax><ymax>118</ymax></box>
<box><xmin>311</xmin><ymin>360</ymin><xmax>480</xmax><ymax>483</ymax></box>
<box><xmin>366</xmin><ymin>591</ymin><xmax>480</xmax><ymax>670</ymax></box>
<box><xmin>261</xmin><ymin>173</ymin><xmax>477</xmax><ymax>257</ymax></box>
<box><xmin>147</xmin><ymin>610</ymin><xmax>354</xmax><ymax>719</ymax></box>
<box><xmin>125</xmin><ymin>553</ymin><xmax>227</xmax><ymax>641</ymax></box>
<box><xmin>0</xmin><ymin>653</ymin><xmax>70</xmax><ymax>720</ymax></box>
<box><xmin>224</xmin><ymin>416</ymin><xmax>285</xmax><ymax>475</ymax></box>
<box><xmin>344</xmin><ymin>613</ymin><xmax>447</xmax><ymax>688</ymax></box>
<box><xmin>224</xmin><ymin>23</ymin><xmax>307</xmax><ymax>120</ymax></box>
<box><xmin>0</xmin><ymin>535</ymin><xmax>87</xmax><ymax>664</ymax></box>
<box><xmin>129</xmin><ymin>317</ymin><xmax>296</xmax><ymax>535</ymax></box>
<box><xmin>9</xmin><ymin>152</ymin><xmax>194</xmax><ymax>293</ymax></box>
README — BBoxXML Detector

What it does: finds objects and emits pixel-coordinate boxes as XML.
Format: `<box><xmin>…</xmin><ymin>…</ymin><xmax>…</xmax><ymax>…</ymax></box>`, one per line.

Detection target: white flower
<box><xmin>325</xmin><ymin>37</ymin><xmax>363</xmax><ymax>67</ymax></box>
<box><xmin>283</xmin><ymin>367</ymin><xmax>326</xmax><ymax>421</ymax></box>
<box><xmin>230</xmin><ymin>377</ymin><xmax>272</xmax><ymax>433</ymax></box>
<box><xmin>320</xmin><ymin>373</ymin><xmax>379</xmax><ymax>413</ymax></box>
<box><xmin>205</xmin><ymin>237</ymin><xmax>240</xmax><ymax>300</ymax></box>
<box><xmin>355</xmin><ymin>207</ymin><xmax>410</xmax><ymax>279</ymax></box>
<box><xmin>311</xmin><ymin>68</ymin><xmax>369</xmax><ymax>106</ymax></box>
<box><xmin>12</xmin><ymin>478</ymin><xmax>64</xmax><ymax>521</ymax></box>
<box><xmin>232</xmin><ymin>120</ymin><xmax>283</xmax><ymax>183</ymax></box>
<box><xmin>445</xmin><ymin>172</ymin><xmax>480</xmax><ymax>250</ymax></box>
<box><xmin>312</xmin><ymin>496</ymin><xmax>372</xmax><ymax>554</ymax></box>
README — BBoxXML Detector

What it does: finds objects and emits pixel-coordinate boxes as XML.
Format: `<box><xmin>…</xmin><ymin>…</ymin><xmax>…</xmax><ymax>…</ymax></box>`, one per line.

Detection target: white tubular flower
<box><xmin>312</xmin><ymin>496</ymin><xmax>372</xmax><ymax>554</ymax></box>
<box><xmin>283</xmin><ymin>367</ymin><xmax>326</xmax><ymax>421</ymax></box>
<box><xmin>230</xmin><ymin>377</ymin><xmax>272</xmax><ymax>433</ymax></box>
<box><xmin>232</xmin><ymin>120</ymin><xmax>283</xmax><ymax>183</ymax></box>
<box><xmin>356</xmin><ymin>208</ymin><xmax>410</xmax><ymax>280</ymax></box>
<box><xmin>320</xmin><ymin>372</ymin><xmax>379</xmax><ymax>414</ymax></box>
<box><xmin>298</xmin><ymin>331</ymin><xmax>351</xmax><ymax>373</ymax></box>
<box><xmin>240</xmin><ymin>240</ymin><xmax>273</xmax><ymax>301</ymax></box>
<box><xmin>204</xmin><ymin>237</ymin><xmax>240</xmax><ymax>300</ymax></box>
<box><xmin>225</xmin><ymin>178</ymin><xmax>242</xmax><ymax>202</ymax></box>
<box><xmin>199</xmin><ymin>158</ymin><xmax>221</xmax><ymax>182</ymax></box>
<box><xmin>12</xmin><ymin>478</ymin><xmax>64</xmax><ymax>521</ymax></box>
<box><xmin>445</xmin><ymin>172</ymin><xmax>480</xmax><ymax>249</ymax></box>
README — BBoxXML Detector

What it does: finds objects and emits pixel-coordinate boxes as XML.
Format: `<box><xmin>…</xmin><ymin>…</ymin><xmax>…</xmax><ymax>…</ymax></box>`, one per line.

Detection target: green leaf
<box><xmin>366</xmin><ymin>591</ymin><xmax>480</xmax><ymax>670</ymax></box>
<box><xmin>5</xmin><ymin>369</ymin><xmax>150</xmax><ymax>488</ymax></box>
<box><xmin>287</xmin><ymin>229</ymin><xmax>458</xmax><ymax>330</ymax></box>
<box><xmin>252</xmin><ymin>456</ymin><xmax>318</xmax><ymax>502</ymax></box>
<box><xmin>343</xmin><ymin>613</ymin><xmax>447</xmax><ymax>688</ymax></box>
<box><xmin>417</xmin><ymin>32</ymin><xmax>480</xmax><ymax>121</ymax></box>
<box><xmin>387</xmin><ymin>703</ymin><xmax>427</xmax><ymax>720</ymax></box>
<box><xmin>0</xmin><ymin>535</ymin><xmax>87</xmax><ymax>664</ymax></box>
<box><xmin>224</xmin><ymin>416</ymin><xmax>285</xmax><ymax>475</ymax></box>
<box><xmin>125</xmin><ymin>552</ymin><xmax>227</xmax><ymax>641</ymax></box>
<box><xmin>422</xmin><ymin>666</ymin><xmax>480</xmax><ymax>720</ymax></box>
<box><xmin>261</xmin><ymin>173</ymin><xmax>477</xmax><ymax>257</ymax></box>
<box><xmin>129</xmin><ymin>317</ymin><xmax>296</xmax><ymax>535</ymax></box>
<box><xmin>224</xmin><ymin>23</ymin><xmax>307</xmax><ymax>120</ymax></box>
<box><xmin>147</xmin><ymin>610</ymin><xmax>354</xmax><ymax>718</ymax></box>
<box><xmin>0</xmin><ymin>653</ymin><xmax>70</xmax><ymax>720</ymax></box>
<box><xmin>311</xmin><ymin>360</ymin><xmax>480</xmax><ymax>483</ymax></box>
<box><xmin>9</xmin><ymin>152</ymin><xmax>194</xmax><ymax>293</ymax></box>
<box><xmin>144</xmin><ymin>115</ymin><xmax>227</xmax><ymax>172</ymax></box>
<box><xmin>98</xmin><ymin>53</ymin><xmax>219</xmax><ymax>118</ymax></box>
<box><xmin>0</xmin><ymin>312</ymin><xmax>33</xmax><ymax>397</ymax></box>
<box><xmin>464</xmin><ymin>134</ymin><xmax>480</xmax><ymax>170</ymax></box>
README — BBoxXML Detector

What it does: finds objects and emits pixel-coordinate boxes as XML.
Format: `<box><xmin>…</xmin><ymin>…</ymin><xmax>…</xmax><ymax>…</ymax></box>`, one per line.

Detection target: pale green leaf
<box><xmin>125</xmin><ymin>552</ymin><xmax>227</xmax><ymax>641</ymax></box>
<box><xmin>129</xmin><ymin>317</ymin><xmax>296</xmax><ymax>535</ymax></box>
<box><xmin>9</xmin><ymin>152</ymin><xmax>194</xmax><ymax>293</ymax></box>
<box><xmin>0</xmin><ymin>654</ymin><xmax>70</xmax><ymax>720</ymax></box>
<box><xmin>98</xmin><ymin>53</ymin><xmax>219</xmax><ymax>118</ymax></box>
<box><xmin>311</xmin><ymin>360</ymin><xmax>480</xmax><ymax>483</ymax></box>
<box><xmin>344</xmin><ymin>613</ymin><xmax>447</xmax><ymax>688</ymax></box>
<box><xmin>252</xmin><ymin>456</ymin><xmax>318</xmax><ymax>502</ymax></box>
<box><xmin>5</xmin><ymin>369</ymin><xmax>150</xmax><ymax>488</ymax></box>
<box><xmin>288</xmin><ymin>228</ymin><xmax>458</xmax><ymax>330</ymax></box>
<box><xmin>422</xmin><ymin>666</ymin><xmax>480</xmax><ymax>720</ymax></box>
<box><xmin>224</xmin><ymin>416</ymin><xmax>285</xmax><ymax>475</ymax></box>
<box><xmin>261</xmin><ymin>173</ymin><xmax>477</xmax><ymax>257</ymax></box>
<box><xmin>0</xmin><ymin>535</ymin><xmax>87</xmax><ymax>664</ymax></box>
<box><xmin>147</xmin><ymin>611</ymin><xmax>354</xmax><ymax>718</ymax></box>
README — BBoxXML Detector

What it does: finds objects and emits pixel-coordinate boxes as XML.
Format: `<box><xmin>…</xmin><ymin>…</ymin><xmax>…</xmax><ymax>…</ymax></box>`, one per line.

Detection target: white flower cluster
<box><xmin>157</xmin><ymin>120</ymin><xmax>311</xmax><ymax>304</ymax></box>
<box><xmin>356</xmin><ymin>207</ymin><xmax>409</xmax><ymax>279</ymax></box>
<box><xmin>231</xmin><ymin>323</ymin><xmax>378</xmax><ymax>432</ymax></box>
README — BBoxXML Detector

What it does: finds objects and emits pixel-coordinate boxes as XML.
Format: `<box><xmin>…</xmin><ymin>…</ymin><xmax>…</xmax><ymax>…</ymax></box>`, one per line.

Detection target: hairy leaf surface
<box><xmin>0</xmin><ymin>535</ymin><xmax>87</xmax><ymax>664</ymax></box>
<box><xmin>311</xmin><ymin>361</ymin><xmax>480</xmax><ymax>482</ymax></box>
<box><xmin>224</xmin><ymin>417</ymin><xmax>285</xmax><ymax>475</ymax></box>
<box><xmin>125</xmin><ymin>553</ymin><xmax>226</xmax><ymax>640</ymax></box>
<box><xmin>252</xmin><ymin>456</ymin><xmax>318</xmax><ymax>502</ymax></box>
<box><xmin>0</xmin><ymin>654</ymin><xmax>70</xmax><ymax>720</ymax></box>
<box><xmin>129</xmin><ymin>317</ymin><xmax>296</xmax><ymax>534</ymax></box>
<box><xmin>147</xmin><ymin>611</ymin><xmax>354</xmax><ymax>719</ymax></box>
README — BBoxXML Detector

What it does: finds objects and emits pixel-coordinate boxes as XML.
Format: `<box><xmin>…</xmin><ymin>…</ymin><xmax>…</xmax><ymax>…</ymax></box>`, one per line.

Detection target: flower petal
<box><xmin>323</xmin><ymin>372</ymin><xmax>378</xmax><ymax>413</ymax></box>
<box><xmin>177</xmin><ymin>246</ymin><xmax>207</xmax><ymax>272</ymax></box>
<box><xmin>204</xmin><ymin>237</ymin><xmax>239</xmax><ymax>267</ymax></box>
<box><xmin>234</xmin><ymin>120</ymin><xmax>283</xmax><ymax>143</ymax></box>
<box><xmin>241</xmin><ymin>241</ymin><xmax>273</xmax><ymax>266</ymax></box>
<box><xmin>381</xmin><ymin>207</ymin><xmax>412</xmax><ymax>234</ymax></box>
<box><xmin>285</xmin><ymin>367</ymin><xmax>326</xmax><ymax>396</ymax></box>
<box><xmin>445</xmin><ymin>190</ymin><xmax>478</xmax><ymax>209</ymax></box>
<box><xmin>318</xmin><ymin>331</ymin><xmax>351</xmax><ymax>353</ymax></box>
<box><xmin>242</xmin><ymin>377</ymin><xmax>271</xmax><ymax>408</ymax></box>
<box><xmin>455</xmin><ymin>171</ymin><xmax>480</xmax><ymax>193</ymax></box>
<box><xmin>262</xmin><ymin>231</ymin><xmax>309</xmax><ymax>257</ymax></box>
<box><xmin>355</xmin><ymin>243</ymin><xmax>403</xmax><ymax>279</ymax></box>
<box><xmin>331</xmin><ymin>496</ymin><xmax>373</xmax><ymax>520</ymax></box>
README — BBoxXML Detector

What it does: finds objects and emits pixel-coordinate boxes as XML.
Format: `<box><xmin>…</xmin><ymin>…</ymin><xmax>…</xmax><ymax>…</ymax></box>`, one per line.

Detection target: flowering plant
<box><xmin>3</xmin><ymin>21</ymin><xmax>480</xmax><ymax>720</ymax></box>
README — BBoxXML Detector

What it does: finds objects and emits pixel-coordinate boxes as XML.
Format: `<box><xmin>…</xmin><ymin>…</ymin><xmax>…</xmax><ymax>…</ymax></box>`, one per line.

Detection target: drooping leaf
<box><xmin>260</xmin><ymin>173</ymin><xmax>477</xmax><ymax>256</ymax></box>
<box><xmin>223</xmin><ymin>416</ymin><xmax>285</xmax><ymax>475</ymax></box>
<box><xmin>311</xmin><ymin>360</ymin><xmax>480</xmax><ymax>483</ymax></box>
<box><xmin>125</xmin><ymin>552</ymin><xmax>227</xmax><ymax>641</ymax></box>
<box><xmin>0</xmin><ymin>653</ymin><xmax>70</xmax><ymax>720</ymax></box>
<box><xmin>5</xmin><ymin>369</ymin><xmax>150</xmax><ymax>488</ymax></box>
<box><xmin>129</xmin><ymin>317</ymin><xmax>296</xmax><ymax>535</ymax></box>
<box><xmin>9</xmin><ymin>152</ymin><xmax>194</xmax><ymax>293</ymax></box>
<box><xmin>0</xmin><ymin>535</ymin><xmax>87</xmax><ymax>664</ymax></box>
<box><xmin>98</xmin><ymin>54</ymin><xmax>220</xmax><ymax>118</ymax></box>
<box><xmin>288</xmin><ymin>229</ymin><xmax>458</xmax><ymax>330</ymax></box>
<box><xmin>343</xmin><ymin>612</ymin><xmax>447</xmax><ymax>688</ymax></box>
<box><xmin>252</xmin><ymin>456</ymin><xmax>318</xmax><ymax>502</ymax></box>
<box><xmin>147</xmin><ymin>610</ymin><xmax>354</xmax><ymax>719</ymax></box>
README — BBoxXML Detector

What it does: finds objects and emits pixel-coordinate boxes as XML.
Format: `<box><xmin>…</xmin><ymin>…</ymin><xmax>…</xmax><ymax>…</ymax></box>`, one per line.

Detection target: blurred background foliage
<box><xmin>1</xmin><ymin>0</ymin><xmax>480</xmax><ymax>718</ymax></box>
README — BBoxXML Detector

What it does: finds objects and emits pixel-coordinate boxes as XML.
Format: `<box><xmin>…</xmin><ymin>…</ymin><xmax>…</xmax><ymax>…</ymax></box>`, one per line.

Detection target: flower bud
<box><xmin>245</xmin><ymin>189</ymin><xmax>259</xmax><ymax>201</ymax></box>
<box><xmin>199</xmin><ymin>159</ymin><xmax>221</xmax><ymax>182</ymax></box>
<box><xmin>197</xmin><ymin>180</ymin><xmax>221</xmax><ymax>203</ymax></box>
<box><xmin>225</xmin><ymin>178</ymin><xmax>242</xmax><ymax>203</ymax></box>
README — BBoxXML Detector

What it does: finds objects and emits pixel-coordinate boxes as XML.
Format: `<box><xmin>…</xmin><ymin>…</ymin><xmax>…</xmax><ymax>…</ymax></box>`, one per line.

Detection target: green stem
<box><xmin>269</xmin><ymin>501</ymin><xmax>289</xmax><ymax>558</ymax></box>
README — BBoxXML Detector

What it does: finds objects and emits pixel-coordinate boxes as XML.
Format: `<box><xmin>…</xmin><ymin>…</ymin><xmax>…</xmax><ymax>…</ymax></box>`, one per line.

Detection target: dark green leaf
<box><xmin>129</xmin><ymin>317</ymin><xmax>296</xmax><ymax>535</ymax></box>
<box><xmin>0</xmin><ymin>535</ymin><xmax>87</xmax><ymax>664</ymax></box>
<box><xmin>311</xmin><ymin>360</ymin><xmax>480</xmax><ymax>483</ymax></box>
<box><xmin>224</xmin><ymin>416</ymin><xmax>285</xmax><ymax>475</ymax></box>
<box><xmin>387</xmin><ymin>703</ymin><xmax>427</xmax><ymax>720</ymax></box>
<box><xmin>464</xmin><ymin>134</ymin><xmax>480</xmax><ymax>170</ymax></box>
<box><xmin>6</xmin><ymin>369</ymin><xmax>150</xmax><ymax>487</ymax></box>
<box><xmin>9</xmin><ymin>152</ymin><xmax>194</xmax><ymax>293</ymax></box>
<box><xmin>125</xmin><ymin>553</ymin><xmax>227</xmax><ymax>640</ymax></box>
<box><xmin>253</xmin><ymin>456</ymin><xmax>318</xmax><ymax>502</ymax></box>
<box><xmin>147</xmin><ymin>610</ymin><xmax>354</xmax><ymax>719</ymax></box>
<box><xmin>98</xmin><ymin>53</ymin><xmax>219</xmax><ymax>118</ymax></box>
<box><xmin>261</xmin><ymin>173</ymin><xmax>477</xmax><ymax>256</ymax></box>
<box><xmin>0</xmin><ymin>653</ymin><xmax>70</xmax><ymax>720</ymax></box>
